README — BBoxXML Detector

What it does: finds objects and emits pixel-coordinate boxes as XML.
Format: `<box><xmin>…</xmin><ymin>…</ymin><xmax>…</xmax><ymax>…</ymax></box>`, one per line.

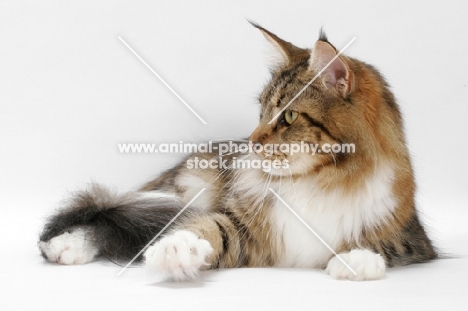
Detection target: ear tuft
<box><xmin>318</xmin><ymin>28</ymin><xmax>328</xmax><ymax>43</ymax></box>
<box><xmin>250</xmin><ymin>21</ymin><xmax>309</xmax><ymax>67</ymax></box>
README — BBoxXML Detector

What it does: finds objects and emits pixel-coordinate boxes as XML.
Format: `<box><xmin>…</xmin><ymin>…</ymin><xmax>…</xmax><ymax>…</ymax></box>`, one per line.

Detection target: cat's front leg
<box><xmin>325</xmin><ymin>249</ymin><xmax>386</xmax><ymax>281</ymax></box>
<box><xmin>144</xmin><ymin>230</ymin><xmax>214</xmax><ymax>281</ymax></box>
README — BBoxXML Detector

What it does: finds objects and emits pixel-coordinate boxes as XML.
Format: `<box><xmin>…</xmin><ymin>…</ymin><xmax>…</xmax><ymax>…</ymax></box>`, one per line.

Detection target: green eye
<box><xmin>284</xmin><ymin>110</ymin><xmax>299</xmax><ymax>125</ymax></box>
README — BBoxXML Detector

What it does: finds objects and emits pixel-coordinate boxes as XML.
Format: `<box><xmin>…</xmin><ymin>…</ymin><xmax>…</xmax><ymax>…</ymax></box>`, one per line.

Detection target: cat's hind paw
<box><xmin>325</xmin><ymin>249</ymin><xmax>386</xmax><ymax>281</ymax></box>
<box><xmin>38</xmin><ymin>228</ymin><xmax>99</xmax><ymax>265</ymax></box>
<box><xmin>144</xmin><ymin>230</ymin><xmax>213</xmax><ymax>281</ymax></box>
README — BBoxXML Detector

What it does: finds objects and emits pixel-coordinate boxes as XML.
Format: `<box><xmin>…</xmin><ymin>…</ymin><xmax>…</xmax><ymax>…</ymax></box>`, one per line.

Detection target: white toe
<box><xmin>39</xmin><ymin>228</ymin><xmax>98</xmax><ymax>265</ymax></box>
<box><xmin>326</xmin><ymin>249</ymin><xmax>386</xmax><ymax>281</ymax></box>
<box><xmin>144</xmin><ymin>230</ymin><xmax>213</xmax><ymax>281</ymax></box>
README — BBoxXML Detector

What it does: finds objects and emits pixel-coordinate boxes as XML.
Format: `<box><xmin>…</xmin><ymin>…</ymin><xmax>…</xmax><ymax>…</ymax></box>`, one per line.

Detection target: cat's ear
<box><xmin>250</xmin><ymin>21</ymin><xmax>309</xmax><ymax>67</ymax></box>
<box><xmin>309</xmin><ymin>39</ymin><xmax>353</xmax><ymax>98</ymax></box>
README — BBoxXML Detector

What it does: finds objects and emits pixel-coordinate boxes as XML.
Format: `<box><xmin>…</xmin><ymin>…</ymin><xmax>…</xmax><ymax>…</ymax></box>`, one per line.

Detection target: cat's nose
<box><xmin>249</xmin><ymin>129</ymin><xmax>268</xmax><ymax>145</ymax></box>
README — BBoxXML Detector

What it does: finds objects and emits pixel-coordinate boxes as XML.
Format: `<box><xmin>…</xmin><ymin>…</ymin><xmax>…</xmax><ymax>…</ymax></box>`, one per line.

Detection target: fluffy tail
<box><xmin>39</xmin><ymin>184</ymin><xmax>187</xmax><ymax>262</ymax></box>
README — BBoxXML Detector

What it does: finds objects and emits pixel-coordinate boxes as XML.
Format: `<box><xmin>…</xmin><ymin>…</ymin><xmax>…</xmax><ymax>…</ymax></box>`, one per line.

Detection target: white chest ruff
<box><xmin>269</xmin><ymin>163</ymin><xmax>396</xmax><ymax>268</ymax></box>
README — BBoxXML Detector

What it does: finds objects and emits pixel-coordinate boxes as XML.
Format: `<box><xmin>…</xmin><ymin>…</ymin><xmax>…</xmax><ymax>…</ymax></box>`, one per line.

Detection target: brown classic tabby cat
<box><xmin>38</xmin><ymin>23</ymin><xmax>436</xmax><ymax>281</ymax></box>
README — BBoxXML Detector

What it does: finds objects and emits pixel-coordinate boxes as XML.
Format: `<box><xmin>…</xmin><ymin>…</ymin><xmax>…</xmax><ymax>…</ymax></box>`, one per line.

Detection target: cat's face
<box><xmin>249</xmin><ymin>26</ymin><xmax>360</xmax><ymax>177</ymax></box>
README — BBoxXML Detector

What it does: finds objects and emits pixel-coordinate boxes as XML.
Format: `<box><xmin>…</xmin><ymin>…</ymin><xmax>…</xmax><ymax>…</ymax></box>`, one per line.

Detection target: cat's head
<box><xmin>248</xmin><ymin>23</ymin><xmax>404</xmax><ymax>178</ymax></box>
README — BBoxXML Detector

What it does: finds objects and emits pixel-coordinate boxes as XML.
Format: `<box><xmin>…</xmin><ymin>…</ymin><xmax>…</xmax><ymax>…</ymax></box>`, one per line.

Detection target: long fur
<box><xmin>39</xmin><ymin>184</ymin><xmax>187</xmax><ymax>262</ymax></box>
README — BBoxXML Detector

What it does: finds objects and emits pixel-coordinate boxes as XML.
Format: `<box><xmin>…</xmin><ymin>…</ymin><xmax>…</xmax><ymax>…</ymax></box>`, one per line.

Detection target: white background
<box><xmin>1</xmin><ymin>1</ymin><xmax>467</xmax><ymax>310</ymax></box>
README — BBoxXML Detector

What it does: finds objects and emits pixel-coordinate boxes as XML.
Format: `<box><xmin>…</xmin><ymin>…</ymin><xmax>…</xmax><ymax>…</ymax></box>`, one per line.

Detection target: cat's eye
<box><xmin>284</xmin><ymin>110</ymin><xmax>299</xmax><ymax>125</ymax></box>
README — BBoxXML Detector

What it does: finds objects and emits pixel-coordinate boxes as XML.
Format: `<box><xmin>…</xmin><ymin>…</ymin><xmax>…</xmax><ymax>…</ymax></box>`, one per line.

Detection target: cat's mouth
<box><xmin>248</xmin><ymin>149</ymin><xmax>318</xmax><ymax>177</ymax></box>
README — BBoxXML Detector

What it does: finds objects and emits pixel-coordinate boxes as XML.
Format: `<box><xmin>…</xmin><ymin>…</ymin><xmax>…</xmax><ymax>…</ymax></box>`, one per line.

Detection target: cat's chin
<box><xmin>264</xmin><ymin>168</ymin><xmax>293</xmax><ymax>177</ymax></box>
<box><xmin>256</xmin><ymin>154</ymin><xmax>318</xmax><ymax>177</ymax></box>
<box><xmin>264</xmin><ymin>161</ymin><xmax>317</xmax><ymax>177</ymax></box>
<box><xmin>266</xmin><ymin>168</ymin><xmax>309</xmax><ymax>177</ymax></box>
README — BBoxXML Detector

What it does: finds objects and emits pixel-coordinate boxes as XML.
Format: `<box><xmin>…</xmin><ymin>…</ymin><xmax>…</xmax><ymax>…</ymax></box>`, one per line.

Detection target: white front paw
<box><xmin>38</xmin><ymin>228</ymin><xmax>98</xmax><ymax>265</ymax></box>
<box><xmin>326</xmin><ymin>249</ymin><xmax>386</xmax><ymax>281</ymax></box>
<box><xmin>144</xmin><ymin>230</ymin><xmax>213</xmax><ymax>281</ymax></box>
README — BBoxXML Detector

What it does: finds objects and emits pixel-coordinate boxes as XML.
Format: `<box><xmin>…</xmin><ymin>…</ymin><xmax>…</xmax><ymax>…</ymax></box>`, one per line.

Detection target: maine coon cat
<box><xmin>38</xmin><ymin>23</ymin><xmax>436</xmax><ymax>281</ymax></box>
